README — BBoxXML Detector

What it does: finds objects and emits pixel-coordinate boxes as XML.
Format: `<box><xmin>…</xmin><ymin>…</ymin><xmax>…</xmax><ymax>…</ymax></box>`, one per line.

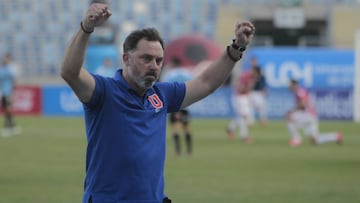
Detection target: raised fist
<box><xmin>82</xmin><ymin>3</ymin><xmax>112</xmax><ymax>32</ymax></box>
<box><xmin>234</xmin><ymin>21</ymin><xmax>255</xmax><ymax>48</ymax></box>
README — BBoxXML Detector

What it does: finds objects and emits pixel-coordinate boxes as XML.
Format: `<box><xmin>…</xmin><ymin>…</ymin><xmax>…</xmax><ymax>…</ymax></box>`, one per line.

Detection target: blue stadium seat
<box><xmin>1</xmin><ymin>0</ymin><xmax>355</xmax><ymax>79</ymax></box>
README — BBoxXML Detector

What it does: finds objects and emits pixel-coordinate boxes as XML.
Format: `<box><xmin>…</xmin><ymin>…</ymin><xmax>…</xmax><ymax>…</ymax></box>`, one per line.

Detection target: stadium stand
<box><xmin>0</xmin><ymin>0</ymin><xmax>358</xmax><ymax>84</ymax></box>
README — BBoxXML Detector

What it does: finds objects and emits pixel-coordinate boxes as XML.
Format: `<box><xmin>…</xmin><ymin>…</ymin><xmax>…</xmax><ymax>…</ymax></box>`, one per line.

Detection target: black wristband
<box><xmin>226</xmin><ymin>46</ymin><xmax>242</xmax><ymax>62</ymax></box>
<box><xmin>231</xmin><ymin>39</ymin><xmax>246</xmax><ymax>52</ymax></box>
<box><xmin>80</xmin><ymin>21</ymin><xmax>94</xmax><ymax>34</ymax></box>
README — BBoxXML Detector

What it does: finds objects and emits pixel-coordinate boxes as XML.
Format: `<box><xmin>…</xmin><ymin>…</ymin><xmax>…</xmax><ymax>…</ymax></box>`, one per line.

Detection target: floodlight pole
<box><xmin>354</xmin><ymin>29</ymin><xmax>360</xmax><ymax>123</ymax></box>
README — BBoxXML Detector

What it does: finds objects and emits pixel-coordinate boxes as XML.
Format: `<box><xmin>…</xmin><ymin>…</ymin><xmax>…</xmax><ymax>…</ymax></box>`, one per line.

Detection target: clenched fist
<box><xmin>233</xmin><ymin>21</ymin><xmax>255</xmax><ymax>48</ymax></box>
<box><xmin>82</xmin><ymin>3</ymin><xmax>112</xmax><ymax>33</ymax></box>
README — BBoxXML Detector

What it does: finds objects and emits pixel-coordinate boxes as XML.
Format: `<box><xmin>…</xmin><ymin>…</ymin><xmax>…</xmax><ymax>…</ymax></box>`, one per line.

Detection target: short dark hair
<box><xmin>253</xmin><ymin>66</ymin><xmax>261</xmax><ymax>74</ymax></box>
<box><xmin>123</xmin><ymin>28</ymin><xmax>165</xmax><ymax>53</ymax></box>
<box><xmin>290</xmin><ymin>78</ymin><xmax>298</xmax><ymax>85</ymax></box>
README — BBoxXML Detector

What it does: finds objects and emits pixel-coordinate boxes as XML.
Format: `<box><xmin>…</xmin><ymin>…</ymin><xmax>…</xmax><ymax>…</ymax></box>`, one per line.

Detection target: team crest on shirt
<box><xmin>148</xmin><ymin>94</ymin><xmax>163</xmax><ymax>112</ymax></box>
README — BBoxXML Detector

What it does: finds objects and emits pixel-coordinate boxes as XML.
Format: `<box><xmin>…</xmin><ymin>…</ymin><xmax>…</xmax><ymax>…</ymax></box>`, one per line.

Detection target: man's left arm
<box><xmin>181</xmin><ymin>21</ymin><xmax>255</xmax><ymax>108</ymax></box>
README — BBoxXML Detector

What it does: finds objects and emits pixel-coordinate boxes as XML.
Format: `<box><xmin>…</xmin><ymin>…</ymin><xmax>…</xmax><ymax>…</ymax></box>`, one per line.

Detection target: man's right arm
<box><xmin>60</xmin><ymin>28</ymin><xmax>95</xmax><ymax>103</ymax></box>
<box><xmin>60</xmin><ymin>3</ymin><xmax>111</xmax><ymax>103</ymax></box>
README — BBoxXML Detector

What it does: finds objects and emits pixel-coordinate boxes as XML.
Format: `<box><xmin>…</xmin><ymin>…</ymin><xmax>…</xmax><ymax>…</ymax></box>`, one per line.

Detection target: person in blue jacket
<box><xmin>60</xmin><ymin>3</ymin><xmax>255</xmax><ymax>203</ymax></box>
<box><xmin>0</xmin><ymin>53</ymin><xmax>21</xmax><ymax>137</ymax></box>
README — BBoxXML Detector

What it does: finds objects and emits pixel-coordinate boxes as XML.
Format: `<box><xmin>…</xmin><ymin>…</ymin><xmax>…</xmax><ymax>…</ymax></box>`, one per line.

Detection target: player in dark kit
<box><xmin>61</xmin><ymin>3</ymin><xmax>255</xmax><ymax>203</ymax></box>
<box><xmin>161</xmin><ymin>58</ymin><xmax>194</xmax><ymax>156</ymax></box>
<box><xmin>169</xmin><ymin>109</ymin><xmax>192</xmax><ymax>155</ymax></box>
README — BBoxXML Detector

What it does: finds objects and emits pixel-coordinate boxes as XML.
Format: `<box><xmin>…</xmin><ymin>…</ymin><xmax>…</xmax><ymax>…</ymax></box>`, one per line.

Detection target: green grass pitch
<box><xmin>0</xmin><ymin>116</ymin><xmax>359</xmax><ymax>203</ymax></box>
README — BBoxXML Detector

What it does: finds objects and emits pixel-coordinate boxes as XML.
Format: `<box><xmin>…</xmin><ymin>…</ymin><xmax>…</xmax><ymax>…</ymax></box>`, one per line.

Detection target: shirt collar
<box><xmin>114</xmin><ymin>69</ymin><xmax>133</xmax><ymax>91</ymax></box>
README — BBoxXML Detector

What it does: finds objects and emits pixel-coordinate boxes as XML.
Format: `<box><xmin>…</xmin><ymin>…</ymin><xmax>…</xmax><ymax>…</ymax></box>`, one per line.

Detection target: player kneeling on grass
<box><xmin>286</xmin><ymin>79</ymin><xmax>342</xmax><ymax>147</ymax></box>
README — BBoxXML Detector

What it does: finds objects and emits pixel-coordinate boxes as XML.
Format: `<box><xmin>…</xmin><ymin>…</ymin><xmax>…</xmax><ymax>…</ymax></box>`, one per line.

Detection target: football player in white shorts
<box><xmin>227</xmin><ymin>71</ymin><xmax>253</xmax><ymax>143</ymax></box>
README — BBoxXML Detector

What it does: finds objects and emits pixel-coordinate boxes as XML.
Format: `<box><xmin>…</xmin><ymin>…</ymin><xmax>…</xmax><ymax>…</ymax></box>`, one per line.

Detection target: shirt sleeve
<box><xmin>83</xmin><ymin>73</ymin><xmax>106</xmax><ymax>111</ymax></box>
<box><xmin>157</xmin><ymin>82</ymin><xmax>186</xmax><ymax>112</ymax></box>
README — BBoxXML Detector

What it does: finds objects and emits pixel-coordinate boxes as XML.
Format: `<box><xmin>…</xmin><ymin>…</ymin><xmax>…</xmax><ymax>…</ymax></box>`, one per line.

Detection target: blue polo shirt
<box><xmin>82</xmin><ymin>70</ymin><xmax>186</xmax><ymax>203</ymax></box>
